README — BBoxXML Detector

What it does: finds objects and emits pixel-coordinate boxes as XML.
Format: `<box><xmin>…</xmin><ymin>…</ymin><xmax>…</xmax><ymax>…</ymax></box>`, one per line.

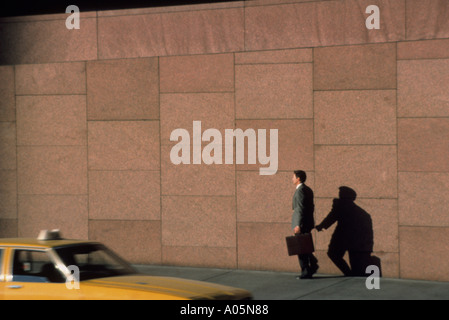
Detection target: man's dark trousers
<box><xmin>297</xmin><ymin>227</ymin><xmax>318</xmax><ymax>276</ymax></box>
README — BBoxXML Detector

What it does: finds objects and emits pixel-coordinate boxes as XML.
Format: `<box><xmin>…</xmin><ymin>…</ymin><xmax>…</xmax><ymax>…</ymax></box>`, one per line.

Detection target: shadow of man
<box><xmin>316</xmin><ymin>186</ymin><xmax>379</xmax><ymax>277</ymax></box>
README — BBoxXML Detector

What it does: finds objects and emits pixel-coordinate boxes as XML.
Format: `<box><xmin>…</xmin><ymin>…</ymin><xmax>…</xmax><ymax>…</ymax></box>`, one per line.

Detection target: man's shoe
<box><xmin>296</xmin><ymin>271</ymin><xmax>312</xmax><ymax>279</ymax></box>
<box><xmin>310</xmin><ymin>264</ymin><xmax>319</xmax><ymax>276</ymax></box>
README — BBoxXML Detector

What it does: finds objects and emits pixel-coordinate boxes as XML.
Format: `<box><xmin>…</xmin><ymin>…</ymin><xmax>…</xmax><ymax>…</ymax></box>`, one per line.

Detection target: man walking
<box><xmin>291</xmin><ymin>170</ymin><xmax>319</xmax><ymax>279</ymax></box>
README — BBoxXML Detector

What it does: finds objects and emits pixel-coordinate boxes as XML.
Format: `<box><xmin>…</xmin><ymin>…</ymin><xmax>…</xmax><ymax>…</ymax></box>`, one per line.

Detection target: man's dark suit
<box><xmin>291</xmin><ymin>183</ymin><xmax>318</xmax><ymax>277</ymax></box>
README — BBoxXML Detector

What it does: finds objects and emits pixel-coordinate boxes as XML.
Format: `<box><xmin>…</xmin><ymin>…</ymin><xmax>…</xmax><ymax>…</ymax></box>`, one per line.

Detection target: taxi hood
<box><xmin>81</xmin><ymin>274</ymin><xmax>252</xmax><ymax>300</ymax></box>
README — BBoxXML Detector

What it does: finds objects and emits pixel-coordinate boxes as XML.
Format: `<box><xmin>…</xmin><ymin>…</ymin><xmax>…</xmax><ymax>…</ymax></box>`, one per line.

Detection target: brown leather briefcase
<box><xmin>286</xmin><ymin>233</ymin><xmax>315</xmax><ymax>256</ymax></box>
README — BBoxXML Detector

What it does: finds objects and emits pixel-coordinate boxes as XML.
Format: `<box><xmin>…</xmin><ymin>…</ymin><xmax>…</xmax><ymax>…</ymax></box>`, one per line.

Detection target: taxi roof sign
<box><xmin>37</xmin><ymin>229</ymin><xmax>63</xmax><ymax>241</ymax></box>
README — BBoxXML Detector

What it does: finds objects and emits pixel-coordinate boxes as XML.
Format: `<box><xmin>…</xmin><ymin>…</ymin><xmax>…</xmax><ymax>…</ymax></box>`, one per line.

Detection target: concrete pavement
<box><xmin>133</xmin><ymin>264</ymin><xmax>449</xmax><ymax>300</ymax></box>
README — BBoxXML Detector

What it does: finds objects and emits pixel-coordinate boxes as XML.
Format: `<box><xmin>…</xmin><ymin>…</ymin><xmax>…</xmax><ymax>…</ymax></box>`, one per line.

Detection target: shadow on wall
<box><xmin>316</xmin><ymin>186</ymin><xmax>382</xmax><ymax>277</ymax></box>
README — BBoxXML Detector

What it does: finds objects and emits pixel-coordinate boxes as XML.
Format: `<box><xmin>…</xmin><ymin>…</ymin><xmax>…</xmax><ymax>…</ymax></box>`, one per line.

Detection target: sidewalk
<box><xmin>133</xmin><ymin>264</ymin><xmax>449</xmax><ymax>300</ymax></box>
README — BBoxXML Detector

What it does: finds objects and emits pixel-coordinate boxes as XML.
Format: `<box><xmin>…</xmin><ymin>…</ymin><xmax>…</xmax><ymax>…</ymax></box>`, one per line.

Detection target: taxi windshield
<box><xmin>54</xmin><ymin>243</ymin><xmax>137</xmax><ymax>281</ymax></box>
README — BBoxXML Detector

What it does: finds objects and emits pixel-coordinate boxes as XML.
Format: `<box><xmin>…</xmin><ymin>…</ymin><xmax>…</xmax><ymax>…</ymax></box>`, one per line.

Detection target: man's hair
<box><xmin>294</xmin><ymin>170</ymin><xmax>307</xmax><ymax>183</ymax></box>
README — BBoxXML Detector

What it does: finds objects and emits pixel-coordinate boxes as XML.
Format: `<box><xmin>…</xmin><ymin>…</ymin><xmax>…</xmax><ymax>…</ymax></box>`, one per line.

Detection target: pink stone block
<box><xmin>160</xmin><ymin>54</ymin><xmax>234</xmax><ymax>93</ymax></box>
<box><xmin>245</xmin><ymin>0</ymin><xmax>327</xmax><ymax>6</ymax></box>
<box><xmin>246</xmin><ymin>0</ymin><xmax>404</xmax><ymax>49</ymax></box>
<box><xmin>398</xmin><ymin>59</ymin><xmax>449</xmax><ymax>117</ymax></box>
<box><xmin>314</xmin><ymin>43</ymin><xmax>396</xmax><ymax>90</ymax></box>
<box><xmin>399</xmin><ymin>227</ymin><xmax>449</xmax><ymax>281</ymax></box>
<box><xmin>161</xmin><ymin>145</ymin><xmax>235</xmax><ymax>196</ymax></box>
<box><xmin>87</xmin><ymin>58</ymin><xmax>159</xmax><ymax>120</ymax></box>
<box><xmin>237</xmin><ymin>171</ymin><xmax>314</xmax><ymax>223</ymax></box>
<box><xmin>0</xmin><ymin>170</ymin><xmax>17</xmax><ymax>219</ymax></box>
<box><xmin>0</xmin><ymin>219</ymin><xmax>18</xmax><ymax>238</ymax></box>
<box><xmin>18</xmin><ymin>195</ymin><xmax>88</xmax><ymax>239</ymax></box>
<box><xmin>0</xmin><ymin>122</ymin><xmax>16</xmax><ymax>170</ymax></box>
<box><xmin>245</xmin><ymin>1</ymin><xmax>345</xmax><ymax>50</ymax></box>
<box><xmin>97</xmin><ymin>1</ymin><xmax>244</xmax><ymax>16</ymax></box>
<box><xmin>163</xmin><ymin>246</ymin><xmax>237</xmax><ymax>269</ymax></box>
<box><xmin>314</xmin><ymin>90</ymin><xmax>396</xmax><ymax>144</ymax></box>
<box><xmin>0</xmin><ymin>11</ymin><xmax>96</xmax><ymax>23</ymax></box>
<box><xmin>399</xmin><ymin>172</ymin><xmax>449</xmax><ymax>227</ymax></box>
<box><xmin>0</xmin><ymin>66</ymin><xmax>15</xmax><ymax>121</ymax></box>
<box><xmin>88</xmin><ymin>121</ymin><xmax>160</xmax><ymax>171</ymax></box>
<box><xmin>236</xmin><ymin>63</ymin><xmax>312</xmax><ymax>119</ymax></box>
<box><xmin>0</xmin><ymin>18</ymin><xmax>97</xmax><ymax>65</ymax></box>
<box><xmin>160</xmin><ymin>93</ymin><xmax>235</xmax><ymax>196</ymax></box>
<box><xmin>160</xmin><ymin>93</ymin><xmax>235</xmax><ymax>145</ymax></box>
<box><xmin>89</xmin><ymin>170</ymin><xmax>160</xmax><ymax>221</ymax></box>
<box><xmin>237</xmin><ymin>222</ymin><xmax>299</xmax><ymax>272</ymax></box>
<box><xmin>235</xmin><ymin>119</ymin><xmax>314</xmax><ymax>172</ymax></box>
<box><xmin>17</xmin><ymin>146</ymin><xmax>87</xmax><ymax>195</ymax></box>
<box><xmin>16</xmin><ymin>95</ymin><xmax>87</xmax><ymax>146</ymax></box>
<box><xmin>235</xmin><ymin>48</ymin><xmax>312</xmax><ymax>64</ymax></box>
<box><xmin>98</xmin><ymin>8</ymin><xmax>244</xmax><ymax>59</ymax></box>
<box><xmin>315</xmin><ymin>145</ymin><xmax>397</xmax><ymax>198</ymax></box>
<box><xmin>162</xmin><ymin>196</ymin><xmax>236</xmax><ymax>248</ymax></box>
<box><xmin>406</xmin><ymin>0</ymin><xmax>449</xmax><ymax>40</ymax></box>
<box><xmin>398</xmin><ymin>118</ymin><xmax>449</xmax><ymax>172</ymax></box>
<box><xmin>15</xmin><ymin>62</ymin><xmax>86</xmax><ymax>95</ymax></box>
<box><xmin>398</xmin><ymin>39</ymin><xmax>449</xmax><ymax>60</ymax></box>
<box><xmin>343</xmin><ymin>0</ymin><xmax>405</xmax><ymax>44</ymax></box>
<box><xmin>89</xmin><ymin>220</ymin><xmax>162</xmax><ymax>264</ymax></box>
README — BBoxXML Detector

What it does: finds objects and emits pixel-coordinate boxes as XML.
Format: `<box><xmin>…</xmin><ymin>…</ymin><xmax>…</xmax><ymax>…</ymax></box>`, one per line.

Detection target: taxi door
<box><xmin>2</xmin><ymin>247</ymin><xmax>82</xmax><ymax>300</ymax></box>
<box><xmin>0</xmin><ymin>248</ymin><xmax>6</xmax><ymax>299</ymax></box>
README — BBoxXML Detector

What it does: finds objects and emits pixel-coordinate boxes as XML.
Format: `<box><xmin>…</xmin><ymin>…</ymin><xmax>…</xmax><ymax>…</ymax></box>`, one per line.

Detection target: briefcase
<box><xmin>286</xmin><ymin>233</ymin><xmax>314</xmax><ymax>256</ymax></box>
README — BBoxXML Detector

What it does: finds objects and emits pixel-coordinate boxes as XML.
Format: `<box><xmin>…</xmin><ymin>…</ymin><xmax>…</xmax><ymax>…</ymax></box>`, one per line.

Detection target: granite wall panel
<box><xmin>15</xmin><ymin>62</ymin><xmax>86</xmax><ymax>95</ymax></box>
<box><xmin>399</xmin><ymin>227</ymin><xmax>449</xmax><ymax>281</ymax></box>
<box><xmin>17</xmin><ymin>146</ymin><xmax>87</xmax><ymax>195</ymax></box>
<box><xmin>0</xmin><ymin>219</ymin><xmax>18</xmax><ymax>238</ymax></box>
<box><xmin>235</xmin><ymin>119</ymin><xmax>314</xmax><ymax>172</ymax></box>
<box><xmin>245</xmin><ymin>0</ymin><xmax>404</xmax><ymax>51</ymax></box>
<box><xmin>18</xmin><ymin>195</ymin><xmax>88</xmax><ymax>239</ymax></box>
<box><xmin>0</xmin><ymin>1</ymin><xmax>448</xmax><ymax>281</ymax></box>
<box><xmin>398</xmin><ymin>59</ymin><xmax>449</xmax><ymax>118</ymax></box>
<box><xmin>397</xmin><ymin>39</ymin><xmax>449</xmax><ymax>60</ymax></box>
<box><xmin>16</xmin><ymin>95</ymin><xmax>87</xmax><ymax>146</ymax></box>
<box><xmin>315</xmin><ymin>145</ymin><xmax>397</xmax><ymax>198</ymax></box>
<box><xmin>0</xmin><ymin>18</ymin><xmax>97</xmax><ymax>65</ymax></box>
<box><xmin>0</xmin><ymin>66</ymin><xmax>15</xmax><ymax>121</ymax></box>
<box><xmin>314</xmin><ymin>90</ymin><xmax>396</xmax><ymax>145</ymax></box>
<box><xmin>235</xmin><ymin>63</ymin><xmax>312</xmax><ymax>119</ymax></box>
<box><xmin>234</xmin><ymin>48</ymin><xmax>312</xmax><ymax>64</ymax></box>
<box><xmin>237</xmin><ymin>171</ymin><xmax>313</xmax><ymax>223</ymax></box>
<box><xmin>163</xmin><ymin>246</ymin><xmax>237</xmax><ymax>269</ymax></box>
<box><xmin>245</xmin><ymin>1</ymin><xmax>345</xmax><ymax>50</ymax></box>
<box><xmin>160</xmin><ymin>54</ymin><xmax>234</xmax><ymax>93</ymax></box>
<box><xmin>406</xmin><ymin>0</ymin><xmax>449</xmax><ymax>41</ymax></box>
<box><xmin>398</xmin><ymin>118</ymin><xmax>449</xmax><ymax>172</ymax></box>
<box><xmin>314</xmin><ymin>43</ymin><xmax>396</xmax><ymax>90</ymax></box>
<box><xmin>87</xmin><ymin>58</ymin><xmax>159</xmax><ymax>120</ymax></box>
<box><xmin>98</xmin><ymin>8</ymin><xmax>244</xmax><ymax>59</ymax></box>
<box><xmin>399</xmin><ymin>172</ymin><xmax>449</xmax><ymax>227</ymax></box>
<box><xmin>237</xmin><ymin>222</ymin><xmax>299</xmax><ymax>271</ymax></box>
<box><xmin>89</xmin><ymin>220</ymin><xmax>162</xmax><ymax>264</ymax></box>
<box><xmin>0</xmin><ymin>122</ymin><xmax>16</xmax><ymax>170</ymax></box>
<box><xmin>89</xmin><ymin>170</ymin><xmax>160</xmax><ymax>221</ymax></box>
<box><xmin>88</xmin><ymin>121</ymin><xmax>160</xmax><ymax>171</ymax></box>
<box><xmin>0</xmin><ymin>170</ymin><xmax>17</xmax><ymax>220</ymax></box>
<box><xmin>162</xmin><ymin>196</ymin><xmax>236</xmax><ymax>248</ymax></box>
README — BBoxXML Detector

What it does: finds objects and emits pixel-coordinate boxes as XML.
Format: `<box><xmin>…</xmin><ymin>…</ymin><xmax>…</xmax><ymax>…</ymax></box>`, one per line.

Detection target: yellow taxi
<box><xmin>0</xmin><ymin>230</ymin><xmax>252</xmax><ymax>300</ymax></box>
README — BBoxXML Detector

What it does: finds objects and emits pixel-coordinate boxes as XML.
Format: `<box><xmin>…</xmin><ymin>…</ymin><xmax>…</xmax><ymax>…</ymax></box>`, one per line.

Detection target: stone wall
<box><xmin>1</xmin><ymin>0</ymin><xmax>448</xmax><ymax>281</ymax></box>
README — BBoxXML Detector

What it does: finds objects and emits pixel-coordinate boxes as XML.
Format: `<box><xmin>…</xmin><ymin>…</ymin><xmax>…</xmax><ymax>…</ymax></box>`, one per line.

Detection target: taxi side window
<box><xmin>12</xmin><ymin>250</ymin><xmax>64</xmax><ymax>283</ymax></box>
